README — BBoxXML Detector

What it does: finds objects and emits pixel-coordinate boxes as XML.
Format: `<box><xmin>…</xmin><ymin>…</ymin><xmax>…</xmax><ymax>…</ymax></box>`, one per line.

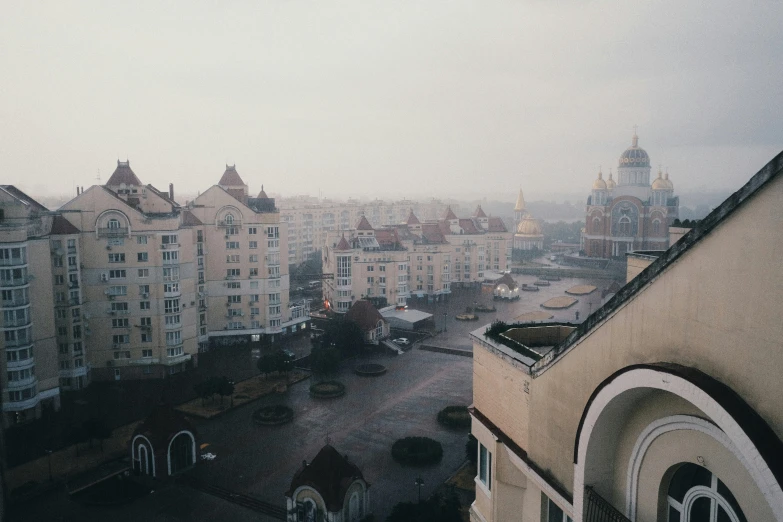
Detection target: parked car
<box><xmin>282</xmin><ymin>349</ymin><xmax>296</xmax><ymax>359</ymax></box>
<box><xmin>393</xmin><ymin>338</ymin><xmax>410</xmax><ymax>346</ymax></box>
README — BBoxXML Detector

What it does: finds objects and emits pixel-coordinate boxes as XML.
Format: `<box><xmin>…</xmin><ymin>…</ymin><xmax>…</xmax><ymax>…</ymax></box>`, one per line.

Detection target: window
<box><xmin>266</xmin><ymin>226</ymin><xmax>279</xmax><ymax>239</ymax></box>
<box><xmin>138</xmin><ymin>252</ymin><xmax>148</xmax><ymax>262</ymax></box>
<box><xmin>165</xmin><ymin>330</ymin><xmax>182</xmax><ymax>346</ymax></box>
<box><xmin>379</xmin><ymin>265</ymin><xmax>386</xmax><ymax>272</ymax></box>
<box><xmin>249</xmin><ymin>241</ymin><xmax>258</xmax><ymax>249</ymax></box>
<box><xmin>250</xmin><ymin>307</ymin><xmax>260</xmax><ymax>316</ymax></box>
<box><xmin>111</xmin><ymin>302</ymin><xmax>129</xmax><ymax>313</ymax></box>
<box><xmin>478</xmin><ymin>443</ymin><xmax>492</xmax><ymax>491</ymax></box>
<box><xmin>226</xmin><ymin>226</ymin><xmax>239</xmax><ymax>235</ymax></box>
<box><xmin>249</xmin><ymin>254</ymin><xmax>258</xmax><ymax>263</ymax></box>
<box><xmin>138</xmin><ymin>268</ymin><xmax>149</xmax><ymax>278</ymax></box>
<box><xmin>367</xmin><ymin>277</ymin><xmax>374</xmax><ymax>284</ymax></box>
<box><xmin>250</xmin><ymin>281</ymin><xmax>259</xmax><ymax>289</ymax></box>
<box><xmin>109</xmin><ymin>269</ymin><xmax>126</xmax><ymax>279</ymax></box>
<box><xmin>56</xmin><ymin>309</ymin><xmax>67</xmax><ymax>320</ymax></box>
<box><xmin>162</xmin><ymin>251</ymin><xmax>179</xmax><ymax>264</ymax></box>
<box><xmin>224</xmin><ymin>213</ymin><xmax>234</xmax><ymax>224</ymax></box>
<box><xmin>164</xmin><ymin>267</ymin><xmax>179</xmax><ymax>281</ymax></box>
<box><xmin>226</xmin><ymin>281</ymin><xmax>241</xmax><ymax>289</ymax></box>
<box><xmin>142</xmin><ymin>349</ymin><xmax>153</xmax><ymax>358</ymax></box>
<box><xmin>542</xmin><ymin>495</ymin><xmax>572</xmax><ymax>522</ymax></box>
<box><xmin>268</xmin><ymin>266</ymin><xmax>280</xmax><ymax>278</ymax></box>
<box><xmin>108</xmin><ymin>253</ymin><xmax>125</xmax><ymax>263</ymax></box>
<box><xmin>248</xmin><ymin>227</ymin><xmax>258</xmax><ymax>235</ymax></box>
<box><xmin>161</xmin><ymin>234</ymin><xmax>178</xmax><ymax>245</ymax></box>
<box><xmin>367</xmin><ymin>266</ymin><xmax>374</xmax><ymax>272</ymax></box>
<box><xmin>53</xmin><ymin>256</ymin><xmax>63</xmax><ymax>267</ymax></box>
<box><xmin>666</xmin><ymin>463</ymin><xmax>746</xmax><ymax>522</ymax></box>
<box><xmin>226</xmin><ymin>254</ymin><xmax>240</xmax><ymax>263</ymax></box>
<box><xmin>108</xmin><ymin>285</ymin><xmax>127</xmax><ymax>296</ymax></box>
<box><xmin>141</xmin><ymin>333</ymin><xmax>152</xmax><ymax>343</ymax></box>
<box><xmin>250</xmin><ymin>294</ymin><xmax>259</xmax><ymax>303</ymax></box>
<box><xmin>164</xmin><ymin>282</ymin><xmax>179</xmax><ymax>294</ymax></box>
<box><xmin>227</xmin><ymin>268</ymin><xmax>240</xmax><ymax>278</ymax></box>
<box><xmin>165</xmin><ymin>314</ymin><xmax>181</xmax><ymax>326</ymax></box>
<box><xmin>226</xmin><ymin>241</ymin><xmax>240</xmax><ymax>249</ymax></box>
<box><xmin>249</xmin><ymin>267</ymin><xmax>259</xmax><ymax>277</ymax></box>
<box><xmin>139</xmin><ymin>284</ymin><xmax>150</xmax><ymax>296</ymax></box>
<box><xmin>137</xmin><ymin>235</ymin><xmax>148</xmax><ymax>244</ymax></box>
<box><xmin>164</xmin><ymin>298</ymin><xmax>180</xmax><ymax>314</ymax></box>
<box><xmin>113</xmin><ymin>351</ymin><xmax>131</xmax><ymax>360</ymax></box>
<box><xmin>107</xmin><ymin>218</ymin><xmax>121</xmax><ymax>229</ymax></box>
<box><xmin>268</xmin><ymin>293</ymin><xmax>281</xmax><ymax>304</ymax></box>
<box><xmin>111</xmin><ymin>318</ymin><xmax>129</xmax><ymax>328</ymax></box>
<box><xmin>653</xmin><ymin>219</ymin><xmax>661</xmax><ymax>234</ymax></box>
<box><xmin>140</xmin><ymin>317</ymin><xmax>152</xmax><ymax>326</ymax></box>
<box><xmin>167</xmin><ymin>345</ymin><xmax>183</xmax><ymax>357</ymax></box>
<box><xmin>112</xmin><ymin>334</ymin><xmax>130</xmax><ymax>345</ymax></box>
<box><xmin>59</xmin><ymin>343</ymin><xmax>69</xmax><ymax>354</ymax></box>
<box><xmin>228</xmin><ymin>295</ymin><xmax>242</xmax><ymax>304</ymax></box>
<box><xmin>140</xmin><ymin>301</ymin><xmax>150</xmax><ymax>310</ymax></box>
<box><xmin>55</xmin><ymin>275</ymin><xmax>64</xmax><ymax>285</ymax></box>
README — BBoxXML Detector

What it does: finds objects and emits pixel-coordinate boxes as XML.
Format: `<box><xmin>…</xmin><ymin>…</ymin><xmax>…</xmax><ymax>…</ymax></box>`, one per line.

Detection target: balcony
<box><xmin>0</xmin><ymin>256</ymin><xmax>27</xmax><ymax>267</ymax></box>
<box><xmin>164</xmin><ymin>353</ymin><xmax>192</xmax><ymax>366</ymax></box>
<box><xmin>2</xmin><ymin>297</ymin><xmax>29</xmax><ymax>307</ymax></box>
<box><xmin>98</xmin><ymin>227</ymin><xmax>129</xmax><ymax>237</ymax></box>
<box><xmin>4</xmin><ymin>317</ymin><xmax>31</xmax><ymax>328</ymax></box>
<box><xmin>0</xmin><ymin>277</ymin><xmax>29</xmax><ymax>288</ymax></box>
<box><xmin>6</xmin><ymin>375</ymin><xmax>37</xmax><ymax>389</ymax></box>
<box><xmin>583</xmin><ymin>486</ymin><xmax>631</xmax><ymax>522</ymax></box>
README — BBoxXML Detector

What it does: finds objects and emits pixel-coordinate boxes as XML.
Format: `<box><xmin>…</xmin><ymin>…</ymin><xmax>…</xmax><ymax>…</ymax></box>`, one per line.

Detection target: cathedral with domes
<box><xmin>582</xmin><ymin>131</ymin><xmax>679</xmax><ymax>258</ymax></box>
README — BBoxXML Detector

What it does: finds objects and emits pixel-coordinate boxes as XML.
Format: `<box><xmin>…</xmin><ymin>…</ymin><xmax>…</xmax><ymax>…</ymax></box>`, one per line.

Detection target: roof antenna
<box><xmin>96</xmin><ymin>169</ymin><xmax>101</xmax><ymax>184</ymax></box>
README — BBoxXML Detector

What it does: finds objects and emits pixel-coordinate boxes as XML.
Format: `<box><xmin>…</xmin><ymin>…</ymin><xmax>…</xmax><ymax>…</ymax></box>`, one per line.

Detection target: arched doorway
<box><xmin>137</xmin><ymin>444</ymin><xmax>150</xmax><ymax>476</ymax></box>
<box><xmin>168</xmin><ymin>431</ymin><xmax>195</xmax><ymax>475</ymax></box>
<box><xmin>349</xmin><ymin>491</ymin><xmax>360</xmax><ymax>521</ymax></box>
<box><xmin>665</xmin><ymin>463</ymin><xmax>746</xmax><ymax>522</ymax></box>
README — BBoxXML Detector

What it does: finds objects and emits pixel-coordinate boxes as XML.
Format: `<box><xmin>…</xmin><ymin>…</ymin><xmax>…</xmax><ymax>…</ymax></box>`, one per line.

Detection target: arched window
<box><xmin>107</xmin><ymin>218</ymin><xmax>121</xmax><ymax>230</ymax></box>
<box><xmin>592</xmin><ymin>217</ymin><xmax>601</xmax><ymax>234</ymax></box>
<box><xmin>666</xmin><ymin>463</ymin><xmax>746</xmax><ymax>522</ymax></box>
<box><xmin>618</xmin><ymin>216</ymin><xmax>631</xmax><ymax>236</ymax></box>
<box><xmin>653</xmin><ymin>220</ymin><xmax>661</xmax><ymax>234</ymax></box>
<box><xmin>224</xmin><ymin>213</ymin><xmax>234</xmax><ymax>224</ymax></box>
<box><xmin>297</xmin><ymin>498</ymin><xmax>317</xmax><ymax>522</ymax></box>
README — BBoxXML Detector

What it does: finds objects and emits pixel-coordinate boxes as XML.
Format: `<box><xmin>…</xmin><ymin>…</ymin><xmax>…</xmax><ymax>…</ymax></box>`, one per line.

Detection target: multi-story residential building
<box><xmin>280</xmin><ymin>197</ymin><xmax>458</xmax><ymax>266</ymax></box>
<box><xmin>189</xmin><ymin>166</ymin><xmax>309</xmax><ymax>344</ymax></box>
<box><xmin>322</xmin><ymin>206</ymin><xmax>510</xmax><ymax>311</ymax></box>
<box><xmin>468</xmin><ymin>153</ymin><xmax>783</xmax><ymax>522</ymax></box>
<box><xmin>60</xmin><ymin>161</ymin><xmax>200</xmax><ymax>380</ymax></box>
<box><xmin>0</xmin><ymin>186</ymin><xmax>67</xmax><ymax>427</ymax></box>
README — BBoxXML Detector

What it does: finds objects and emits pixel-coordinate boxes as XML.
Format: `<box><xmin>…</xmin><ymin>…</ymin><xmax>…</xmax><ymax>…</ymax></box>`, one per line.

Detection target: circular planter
<box><xmin>253</xmin><ymin>405</ymin><xmax>294</xmax><ymax>426</ymax></box>
<box><xmin>354</xmin><ymin>363</ymin><xmax>387</xmax><ymax>377</ymax></box>
<box><xmin>310</xmin><ymin>380</ymin><xmax>346</xmax><ymax>399</ymax></box>
<box><xmin>437</xmin><ymin>405</ymin><xmax>471</xmax><ymax>429</ymax></box>
<box><xmin>391</xmin><ymin>436</ymin><xmax>443</xmax><ymax>466</ymax></box>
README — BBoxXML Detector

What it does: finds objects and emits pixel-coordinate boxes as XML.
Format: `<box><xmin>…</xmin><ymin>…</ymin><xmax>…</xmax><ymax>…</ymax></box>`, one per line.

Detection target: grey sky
<box><xmin>1</xmin><ymin>1</ymin><xmax>781</xmax><ymax>202</ymax></box>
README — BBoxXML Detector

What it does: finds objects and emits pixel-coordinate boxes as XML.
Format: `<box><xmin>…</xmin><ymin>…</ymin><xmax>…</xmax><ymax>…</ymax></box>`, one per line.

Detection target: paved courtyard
<box><xmin>11</xmin><ymin>348</ymin><xmax>473</xmax><ymax>521</ymax></box>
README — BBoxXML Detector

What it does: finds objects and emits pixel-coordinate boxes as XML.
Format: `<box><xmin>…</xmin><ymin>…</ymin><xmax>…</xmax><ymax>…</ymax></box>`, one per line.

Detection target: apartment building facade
<box><xmin>322</xmin><ymin>207</ymin><xmax>511</xmax><ymax>312</ymax></box>
<box><xmin>189</xmin><ymin>166</ymin><xmax>309</xmax><ymax>344</ymax></box>
<box><xmin>0</xmin><ymin>187</ymin><xmax>66</xmax><ymax>427</ymax></box>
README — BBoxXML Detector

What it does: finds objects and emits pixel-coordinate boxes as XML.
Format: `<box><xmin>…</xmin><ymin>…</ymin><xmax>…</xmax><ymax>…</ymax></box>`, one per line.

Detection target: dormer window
<box><xmin>108</xmin><ymin>219</ymin><xmax>121</xmax><ymax>230</ymax></box>
<box><xmin>225</xmin><ymin>214</ymin><xmax>234</xmax><ymax>225</ymax></box>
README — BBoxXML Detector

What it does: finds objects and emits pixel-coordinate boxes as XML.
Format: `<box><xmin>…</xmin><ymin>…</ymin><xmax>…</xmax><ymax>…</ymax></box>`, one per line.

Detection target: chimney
<box><xmin>76</xmin><ymin>186</ymin><xmax>80</xmax><ymax>195</ymax></box>
<box><xmin>169</xmin><ymin>183</ymin><xmax>174</xmax><ymax>201</ymax></box>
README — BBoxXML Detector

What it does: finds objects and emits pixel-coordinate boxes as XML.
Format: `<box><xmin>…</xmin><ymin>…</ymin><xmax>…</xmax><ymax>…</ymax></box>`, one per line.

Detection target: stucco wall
<box><xmin>526</xmin><ymin>173</ymin><xmax>783</xmax><ymax>502</ymax></box>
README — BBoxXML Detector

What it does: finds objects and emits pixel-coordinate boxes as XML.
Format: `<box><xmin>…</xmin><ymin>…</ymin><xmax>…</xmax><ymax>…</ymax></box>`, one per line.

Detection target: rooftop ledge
<box><xmin>470</xmin><ymin>322</ymin><xmax>576</xmax><ymax>373</ymax></box>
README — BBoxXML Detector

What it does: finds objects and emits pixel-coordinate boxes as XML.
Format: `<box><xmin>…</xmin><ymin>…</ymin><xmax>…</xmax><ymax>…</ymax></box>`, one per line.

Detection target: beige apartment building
<box><xmin>323</xmin><ymin>206</ymin><xmax>511</xmax><ymax>311</ymax></box>
<box><xmin>0</xmin><ymin>187</ymin><xmax>68</xmax><ymax>427</ymax></box>
<box><xmin>469</xmin><ymin>152</ymin><xmax>783</xmax><ymax>522</ymax></box>
<box><xmin>189</xmin><ymin>166</ymin><xmax>308</xmax><ymax>343</ymax></box>
<box><xmin>280</xmin><ymin>197</ymin><xmax>458</xmax><ymax>266</ymax></box>
<box><xmin>60</xmin><ymin>162</ymin><xmax>200</xmax><ymax>381</ymax></box>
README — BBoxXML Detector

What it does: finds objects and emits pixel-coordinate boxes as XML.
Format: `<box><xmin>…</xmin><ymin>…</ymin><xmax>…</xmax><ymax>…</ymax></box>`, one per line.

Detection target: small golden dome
<box><xmin>664</xmin><ymin>170</ymin><xmax>674</xmax><ymax>189</ymax></box>
<box><xmin>592</xmin><ymin>169</ymin><xmax>607</xmax><ymax>190</ymax></box>
<box><xmin>516</xmin><ymin>216</ymin><xmax>542</xmax><ymax>236</ymax></box>
<box><xmin>652</xmin><ymin>169</ymin><xmax>667</xmax><ymax>190</ymax></box>
<box><xmin>606</xmin><ymin>170</ymin><xmax>616</xmax><ymax>189</ymax></box>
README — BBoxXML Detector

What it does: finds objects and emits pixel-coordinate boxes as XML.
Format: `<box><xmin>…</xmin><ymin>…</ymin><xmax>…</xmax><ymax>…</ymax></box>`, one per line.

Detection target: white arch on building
<box><xmin>166</xmin><ymin>429</ymin><xmax>196</xmax><ymax>476</ymax></box>
<box><xmin>131</xmin><ymin>434</ymin><xmax>156</xmax><ymax>477</ymax></box>
<box><xmin>573</xmin><ymin>367</ymin><xmax>783</xmax><ymax>522</ymax></box>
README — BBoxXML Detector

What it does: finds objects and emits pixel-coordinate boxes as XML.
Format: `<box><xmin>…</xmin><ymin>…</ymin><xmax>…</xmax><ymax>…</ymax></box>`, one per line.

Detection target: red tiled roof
<box><xmin>444</xmin><ymin>206</ymin><xmax>458</xmax><ymax>220</ymax></box>
<box><xmin>459</xmin><ymin>219</ymin><xmax>481</xmax><ymax>234</ymax></box>
<box><xmin>487</xmin><ymin>217</ymin><xmax>508</xmax><ymax>232</ymax></box>
<box><xmin>345</xmin><ymin>300</ymin><xmax>385</xmax><ymax>331</ymax></box>
<box><xmin>106</xmin><ymin>160</ymin><xmax>142</xmax><ymax>186</ymax></box>
<box><xmin>375</xmin><ymin>228</ymin><xmax>400</xmax><ymax>248</ymax></box>
<box><xmin>50</xmin><ymin>215</ymin><xmax>80</xmax><ymax>235</ymax></box>
<box><xmin>335</xmin><ymin>236</ymin><xmax>351</xmax><ymax>251</ymax></box>
<box><xmin>356</xmin><ymin>216</ymin><xmax>373</xmax><ymax>230</ymax></box>
<box><xmin>420</xmin><ymin>223</ymin><xmax>446</xmax><ymax>243</ymax></box>
<box><xmin>406</xmin><ymin>211</ymin><xmax>421</xmax><ymax>225</ymax></box>
<box><xmin>474</xmin><ymin>205</ymin><xmax>487</xmax><ymax>218</ymax></box>
<box><xmin>219</xmin><ymin>165</ymin><xmax>245</xmax><ymax>186</ymax></box>
<box><xmin>287</xmin><ymin>445</ymin><xmax>365</xmax><ymax>512</ymax></box>
<box><xmin>181</xmin><ymin>210</ymin><xmax>202</xmax><ymax>226</ymax></box>
<box><xmin>437</xmin><ymin>220</ymin><xmax>452</xmax><ymax>236</ymax></box>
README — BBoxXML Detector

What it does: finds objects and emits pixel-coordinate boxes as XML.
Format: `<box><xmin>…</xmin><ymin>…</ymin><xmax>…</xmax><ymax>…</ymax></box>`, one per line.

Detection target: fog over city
<box><xmin>1</xmin><ymin>1</ymin><xmax>781</xmax><ymax>201</ymax></box>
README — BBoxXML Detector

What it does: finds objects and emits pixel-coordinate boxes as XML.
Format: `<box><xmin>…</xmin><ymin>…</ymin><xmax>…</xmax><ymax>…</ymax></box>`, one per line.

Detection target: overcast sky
<box><xmin>1</xmin><ymin>1</ymin><xmax>781</xmax><ymax>202</ymax></box>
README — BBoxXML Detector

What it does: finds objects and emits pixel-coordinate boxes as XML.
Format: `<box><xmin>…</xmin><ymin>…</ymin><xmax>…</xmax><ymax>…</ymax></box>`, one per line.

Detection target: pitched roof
<box><xmin>50</xmin><ymin>215</ymin><xmax>80</xmax><ymax>235</ymax></box>
<box><xmin>335</xmin><ymin>235</ymin><xmax>351</xmax><ymax>251</ymax></box>
<box><xmin>345</xmin><ymin>300</ymin><xmax>386</xmax><ymax>331</ymax></box>
<box><xmin>459</xmin><ymin>218</ymin><xmax>481</xmax><ymax>234</ymax></box>
<box><xmin>286</xmin><ymin>445</ymin><xmax>365</xmax><ymax>512</ymax></box>
<box><xmin>494</xmin><ymin>273</ymin><xmax>518</xmax><ymax>290</ymax></box>
<box><xmin>0</xmin><ymin>185</ymin><xmax>49</xmax><ymax>212</ymax></box>
<box><xmin>218</xmin><ymin>165</ymin><xmax>245</xmax><ymax>186</ymax></box>
<box><xmin>356</xmin><ymin>215</ymin><xmax>373</xmax><ymax>231</ymax></box>
<box><xmin>406</xmin><ymin>210</ymin><xmax>421</xmax><ymax>225</ymax></box>
<box><xmin>444</xmin><ymin>206</ymin><xmax>458</xmax><ymax>220</ymax></box>
<box><xmin>474</xmin><ymin>205</ymin><xmax>487</xmax><ymax>218</ymax></box>
<box><xmin>375</xmin><ymin>228</ymin><xmax>401</xmax><ymax>249</ymax></box>
<box><xmin>536</xmin><ymin>149</ymin><xmax>783</xmax><ymax>375</ymax></box>
<box><xmin>106</xmin><ymin>160</ymin><xmax>142</xmax><ymax>186</ymax></box>
<box><xmin>487</xmin><ymin>217</ymin><xmax>508</xmax><ymax>232</ymax></box>
<box><xmin>420</xmin><ymin>223</ymin><xmax>446</xmax><ymax>244</ymax></box>
<box><xmin>181</xmin><ymin>210</ymin><xmax>203</xmax><ymax>226</ymax></box>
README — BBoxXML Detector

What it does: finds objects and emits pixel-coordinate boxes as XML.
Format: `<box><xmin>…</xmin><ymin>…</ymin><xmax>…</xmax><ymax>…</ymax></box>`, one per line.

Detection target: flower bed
<box><xmin>437</xmin><ymin>405</ymin><xmax>471</xmax><ymax>429</ymax></box>
<box><xmin>391</xmin><ymin>436</ymin><xmax>443</xmax><ymax>466</ymax></box>
<box><xmin>354</xmin><ymin>363</ymin><xmax>387</xmax><ymax>377</ymax></box>
<box><xmin>253</xmin><ymin>405</ymin><xmax>294</xmax><ymax>426</ymax></box>
<box><xmin>309</xmin><ymin>380</ymin><xmax>346</xmax><ymax>398</ymax></box>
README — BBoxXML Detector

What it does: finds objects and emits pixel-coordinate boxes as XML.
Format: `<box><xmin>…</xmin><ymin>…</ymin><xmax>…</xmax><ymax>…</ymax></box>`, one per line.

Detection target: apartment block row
<box><xmin>0</xmin><ymin>163</ymin><xmax>308</xmax><ymax>428</ymax></box>
<box><xmin>322</xmin><ymin>207</ymin><xmax>512</xmax><ymax>312</ymax></box>
<box><xmin>279</xmin><ymin>196</ymin><xmax>461</xmax><ymax>266</ymax></box>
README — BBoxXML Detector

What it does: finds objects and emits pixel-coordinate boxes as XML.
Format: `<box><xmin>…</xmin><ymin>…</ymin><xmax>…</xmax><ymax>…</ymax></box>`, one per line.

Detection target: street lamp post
<box><xmin>415</xmin><ymin>476</ymin><xmax>425</xmax><ymax>504</ymax></box>
<box><xmin>443</xmin><ymin>310</ymin><xmax>447</xmax><ymax>332</ymax></box>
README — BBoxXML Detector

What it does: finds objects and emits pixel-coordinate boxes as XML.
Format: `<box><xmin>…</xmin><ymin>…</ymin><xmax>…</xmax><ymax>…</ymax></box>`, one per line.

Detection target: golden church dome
<box><xmin>516</xmin><ymin>216</ymin><xmax>542</xmax><ymax>236</ymax></box>
<box><xmin>592</xmin><ymin>169</ymin><xmax>607</xmax><ymax>190</ymax></box>
<box><xmin>606</xmin><ymin>170</ymin><xmax>616</xmax><ymax>190</ymax></box>
<box><xmin>652</xmin><ymin>169</ymin><xmax>667</xmax><ymax>190</ymax></box>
